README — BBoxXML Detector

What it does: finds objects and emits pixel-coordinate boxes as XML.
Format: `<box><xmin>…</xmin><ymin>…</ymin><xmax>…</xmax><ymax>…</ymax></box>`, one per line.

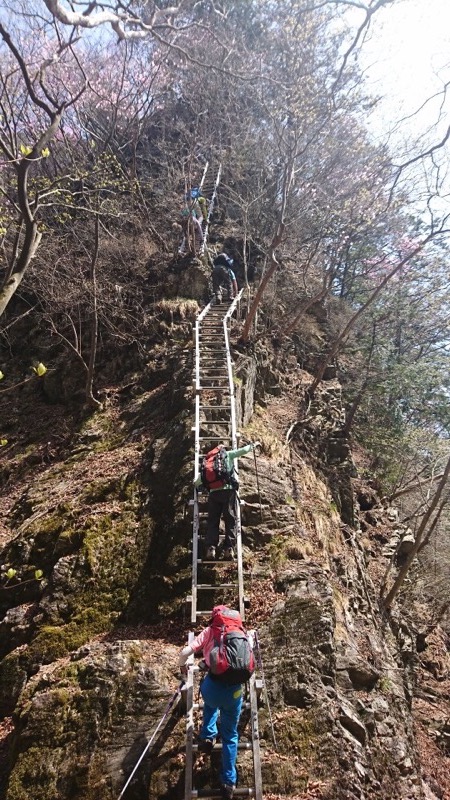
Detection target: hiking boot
<box><xmin>197</xmin><ymin>737</ymin><xmax>215</xmax><ymax>754</ymax></box>
<box><xmin>221</xmin><ymin>785</ymin><xmax>235</xmax><ymax>800</ymax></box>
<box><xmin>205</xmin><ymin>546</ymin><xmax>216</xmax><ymax>560</ymax></box>
<box><xmin>223</xmin><ymin>547</ymin><xmax>235</xmax><ymax>560</ymax></box>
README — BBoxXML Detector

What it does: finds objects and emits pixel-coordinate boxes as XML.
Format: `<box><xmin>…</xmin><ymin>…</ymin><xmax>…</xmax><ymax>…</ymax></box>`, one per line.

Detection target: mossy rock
<box><xmin>0</xmin><ymin>650</ymin><xmax>27</xmax><ymax>716</ymax></box>
<box><xmin>6</xmin><ymin>746</ymin><xmax>60</xmax><ymax>800</ymax></box>
<box><xmin>26</xmin><ymin>604</ymin><xmax>119</xmax><ymax>665</ymax></box>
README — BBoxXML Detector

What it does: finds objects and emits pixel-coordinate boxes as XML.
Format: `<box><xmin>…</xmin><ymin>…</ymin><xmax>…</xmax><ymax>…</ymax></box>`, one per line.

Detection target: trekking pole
<box><xmin>117</xmin><ymin>682</ymin><xmax>183</xmax><ymax>799</ymax></box>
<box><xmin>254</xmin><ymin>630</ymin><xmax>277</xmax><ymax>750</ymax></box>
<box><xmin>253</xmin><ymin>446</ymin><xmax>263</xmax><ymax>523</ymax></box>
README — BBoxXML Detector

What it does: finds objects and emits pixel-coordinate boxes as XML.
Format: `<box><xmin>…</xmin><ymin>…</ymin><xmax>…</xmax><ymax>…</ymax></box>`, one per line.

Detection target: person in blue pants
<box><xmin>179</xmin><ymin>617</ymin><xmax>244</xmax><ymax>799</ymax></box>
<box><xmin>199</xmin><ymin>673</ymin><xmax>243</xmax><ymax>793</ymax></box>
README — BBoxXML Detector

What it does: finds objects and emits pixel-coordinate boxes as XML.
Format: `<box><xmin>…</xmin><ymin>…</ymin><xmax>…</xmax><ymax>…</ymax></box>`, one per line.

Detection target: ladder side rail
<box><xmin>193</xmin><ymin>305</ymin><xmax>220</xmax><ymax>621</ymax></box>
<box><xmin>248</xmin><ymin>675</ymin><xmax>263</xmax><ymax>800</ymax></box>
<box><xmin>223</xmin><ymin>289</ymin><xmax>243</xmax><ymax>450</ymax></box>
<box><xmin>199</xmin><ymin>161</ymin><xmax>209</xmax><ymax>191</ymax></box>
<box><xmin>193</xmin><ymin>311</ymin><xmax>205</xmax><ymax>622</ymax></box>
<box><xmin>206</xmin><ymin>163</ymin><xmax>222</xmax><ymax>224</ymax></box>
<box><xmin>194</xmin><ymin>321</ymin><xmax>201</xmax><ymax>393</ymax></box>
<box><xmin>200</xmin><ymin>163</ymin><xmax>222</xmax><ymax>254</ymax></box>
<box><xmin>184</xmin><ymin>636</ymin><xmax>196</xmax><ymax>800</ymax></box>
<box><xmin>191</xmin><ymin>393</ymin><xmax>201</xmax><ymax>623</ymax></box>
<box><xmin>223</xmin><ymin>290</ymin><xmax>245</xmax><ymax>617</ymax></box>
<box><xmin>194</xmin><ymin>394</ymin><xmax>201</xmax><ymax>483</ymax></box>
<box><xmin>197</xmin><ymin>303</ymin><xmax>213</xmax><ymax>324</ymax></box>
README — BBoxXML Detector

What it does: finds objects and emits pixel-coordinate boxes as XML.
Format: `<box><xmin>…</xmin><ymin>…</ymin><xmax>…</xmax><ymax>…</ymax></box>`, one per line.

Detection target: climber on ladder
<box><xmin>195</xmin><ymin>441</ymin><xmax>260</xmax><ymax>561</ymax></box>
<box><xmin>179</xmin><ymin>606</ymin><xmax>255</xmax><ymax>800</ymax></box>
<box><xmin>178</xmin><ymin>185</ymin><xmax>209</xmax><ymax>256</ymax></box>
<box><xmin>211</xmin><ymin>253</ymin><xmax>238</xmax><ymax>304</ymax></box>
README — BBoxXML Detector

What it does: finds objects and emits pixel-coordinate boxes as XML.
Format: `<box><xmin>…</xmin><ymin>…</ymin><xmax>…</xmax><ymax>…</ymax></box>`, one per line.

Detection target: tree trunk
<box><xmin>308</xmin><ymin>234</ymin><xmax>436</xmax><ymax>398</ymax></box>
<box><xmin>240</xmin><ymin>158</ymin><xmax>294</xmax><ymax>343</ymax></box>
<box><xmin>85</xmin><ymin>213</ymin><xmax>101</xmax><ymax>408</ymax></box>
<box><xmin>0</xmin><ymin>222</ymin><xmax>42</xmax><ymax>317</ymax></box>
<box><xmin>382</xmin><ymin>453</ymin><xmax>450</xmax><ymax>609</ymax></box>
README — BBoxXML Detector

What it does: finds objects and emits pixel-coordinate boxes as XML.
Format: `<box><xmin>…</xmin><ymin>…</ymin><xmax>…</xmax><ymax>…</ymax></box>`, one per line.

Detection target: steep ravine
<box><xmin>0</xmin><ymin>296</ymin><xmax>447</xmax><ymax>800</ymax></box>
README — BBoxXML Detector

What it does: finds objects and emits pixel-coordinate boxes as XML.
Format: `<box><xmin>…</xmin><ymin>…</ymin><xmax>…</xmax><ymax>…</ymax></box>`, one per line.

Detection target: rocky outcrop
<box><xmin>4</xmin><ymin>640</ymin><xmax>181</xmax><ymax>800</ymax></box>
<box><xmin>0</xmin><ymin>304</ymin><xmax>440</xmax><ymax>800</ymax></box>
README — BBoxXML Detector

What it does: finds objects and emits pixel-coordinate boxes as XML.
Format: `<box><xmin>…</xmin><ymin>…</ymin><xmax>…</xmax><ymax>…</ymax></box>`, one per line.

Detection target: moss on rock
<box><xmin>0</xmin><ymin>650</ymin><xmax>28</xmax><ymax>716</ymax></box>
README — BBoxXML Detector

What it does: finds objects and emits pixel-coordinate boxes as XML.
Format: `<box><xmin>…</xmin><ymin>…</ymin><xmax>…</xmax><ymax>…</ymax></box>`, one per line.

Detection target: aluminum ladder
<box><xmin>180</xmin><ymin>162</ymin><xmax>222</xmax><ymax>256</ymax></box>
<box><xmin>184</xmin><ymin>659</ymin><xmax>263</xmax><ymax>800</ymax></box>
<box><xmin>189</xmin><ymin>292</ymin><xmax>246</xmax><ymax>622</ymax></box>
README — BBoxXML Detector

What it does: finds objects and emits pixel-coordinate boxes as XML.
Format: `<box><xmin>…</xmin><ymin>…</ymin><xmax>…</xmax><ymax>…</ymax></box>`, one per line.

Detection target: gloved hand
<box><xmin>253</xmin><ymin>441</ymin><xmax>261</xmax><ymax>450</ymax></box>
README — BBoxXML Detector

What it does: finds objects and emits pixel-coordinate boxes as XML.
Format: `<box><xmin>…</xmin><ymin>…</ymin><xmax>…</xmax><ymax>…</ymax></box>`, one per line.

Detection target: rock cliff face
<box><xmin>0</xmin><ymin>291</ymin><xmax>446</xmax><ymax>800</ymax></box>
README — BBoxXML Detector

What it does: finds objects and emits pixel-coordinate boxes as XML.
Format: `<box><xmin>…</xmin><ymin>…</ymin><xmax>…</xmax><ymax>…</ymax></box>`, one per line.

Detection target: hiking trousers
<box><xmin>206</xmin><ymin>488</ymin><xmax>238</xmax><ymax>548</ymax></box>
<box><xmin>212</xmin><ymin>265</ymin><xmax>233</xmax><ymax>299</ymax></box>
<box><xmin>200</xmin><ymin>673</ymin><xmax>243</xmax><ymax>787</ymax></box>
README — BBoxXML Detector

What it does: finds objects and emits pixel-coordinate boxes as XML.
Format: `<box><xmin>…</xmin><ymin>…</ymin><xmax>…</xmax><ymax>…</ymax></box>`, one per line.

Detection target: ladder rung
<box><xmin>193</xmin><ymin>701</ymin><xmax>251</xmax><ymax>711</ymax></box>
<box><xmin>199</xmin><ymin>406</ymin><xmax>231</xmax><ymax>409</ymax></box>
<box><xmin>198</xmin><ymin>421</ymin><xmax>231</xmax><ymax>426</ymax></box>
<box><xmin>196</xmin><ymin>584</ymin><xmax>237</xmax><ymax>589</ymax></box>
<box><xmin>198</xmin><ymin>419</ymin><xmax>231</xmax><ymax>423</ymax></box>
<box><xmin>195</xmin><ymin>608</ymin><xmax>222</xmax><ymax>614</ymax></box>
<box><xmin>197</xmin><ymin>436</ymin><xmax>233</xmax><ymax>441</ymax></box>
<box><xmin>192</xmin><ymin>743</ymin><xmax>253</xmax><ymax>752</ymax></box>
<box><xmin>192</xmin><ymin>791</ymin><xmax>255</xmax><ymax>800</ymax></box>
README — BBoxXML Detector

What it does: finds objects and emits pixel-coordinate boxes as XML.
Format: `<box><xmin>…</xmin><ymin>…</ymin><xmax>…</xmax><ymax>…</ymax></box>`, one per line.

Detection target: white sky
<box><xmin>356</xmin><ymin>0</ymin><xmax>450</xmax><ymax>146</ymax></box>
<box><xmin>347</xmin><ymin>0</ymin><xmax>450</xmax><ymax>214</ymax></box>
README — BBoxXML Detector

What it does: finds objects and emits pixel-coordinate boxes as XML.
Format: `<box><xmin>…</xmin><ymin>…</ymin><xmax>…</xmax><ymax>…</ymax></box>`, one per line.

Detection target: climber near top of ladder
<box><xmin>195</xmin><ymin>442</ymin><xmax>260</xmax><ymax>561</ymax></box>
<box><xmin>212</xmin><ymin>252</ymin><xmax>238</xmax><ymax>304</ymax></box>
<box><xmin>179</xmin><ymin>605</ymin><xmax>256</xmax><ymax>800</ymax></box>
<box><xmin>178</xmin><ymin>188</ymin><xmax>208</xmax><ymax>256</ymax></box>
<box><xmin>189</xmin><ymin>187</ymin><xmax>208</xmax><ymax>226</ymax></box>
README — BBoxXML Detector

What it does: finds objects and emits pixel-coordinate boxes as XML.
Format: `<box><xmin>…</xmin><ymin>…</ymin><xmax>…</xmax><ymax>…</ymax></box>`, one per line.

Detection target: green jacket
<box><xmin>195</xmin><ymin>443</ymin><xmax>256</xmax><ymax>492</ymax></box>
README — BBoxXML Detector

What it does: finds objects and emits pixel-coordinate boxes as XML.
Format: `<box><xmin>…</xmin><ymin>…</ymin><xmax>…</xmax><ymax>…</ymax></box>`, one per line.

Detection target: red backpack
<box><xmin>209</xmin><ymin>606</ymin><xmax>255</xmax><ymax>684</ymax></box>
<box><xmin>200</xmin><ymin>446</ymin><xmax>237</xmax><ymax>491</ymax></box>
